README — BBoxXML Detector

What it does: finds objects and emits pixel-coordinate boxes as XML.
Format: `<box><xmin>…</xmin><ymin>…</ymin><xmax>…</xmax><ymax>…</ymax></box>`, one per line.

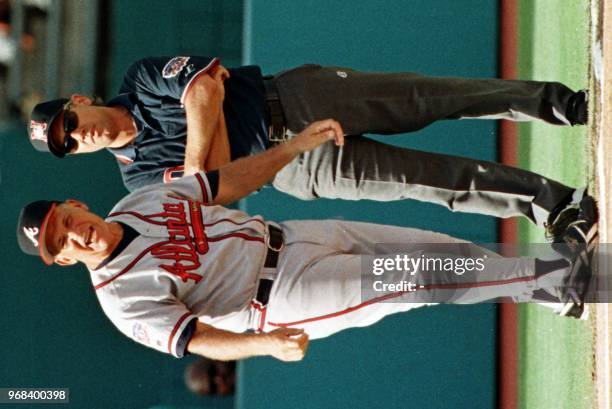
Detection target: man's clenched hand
<box><xmin>263</xmin><ymin>327</ymin><xmax>310</xmax><ymax>361</ymax></box>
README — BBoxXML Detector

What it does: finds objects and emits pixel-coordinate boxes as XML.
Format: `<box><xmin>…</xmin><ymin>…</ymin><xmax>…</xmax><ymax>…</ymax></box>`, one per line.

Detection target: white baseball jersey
<box><xmin>89</xmin><ymin>171</ymin><xmax>564</xmax><ymax>357</ymax></box>
<box><xmin>90</xmin><ymin>171</ymin><xmax>270</xmax><ymax>357</ymax></box>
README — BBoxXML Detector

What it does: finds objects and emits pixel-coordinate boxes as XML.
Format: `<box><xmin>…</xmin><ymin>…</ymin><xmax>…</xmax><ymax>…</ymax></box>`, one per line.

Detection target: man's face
<box><xmin>44</xmin><ymin>200</ymin><xmax>116</xmax><ymax>266</ymax></box>
<box><xmin>49</xmin><ymin>97</ymin><xmax>119</xmax><ymax>155</ymax></box>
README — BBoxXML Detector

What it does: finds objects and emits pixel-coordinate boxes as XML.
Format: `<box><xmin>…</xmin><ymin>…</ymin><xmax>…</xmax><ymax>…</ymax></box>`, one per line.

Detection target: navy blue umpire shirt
<box><xmin>107</xmin><ymin>56</ymin><xmax>269</xmax><ymax>191</ymax></box>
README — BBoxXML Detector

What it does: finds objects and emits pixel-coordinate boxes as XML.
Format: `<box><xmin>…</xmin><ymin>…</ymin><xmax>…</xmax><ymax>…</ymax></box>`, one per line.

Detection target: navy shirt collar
<box><xmin>105</xmin><ymin>93</ymin><xmax>143</xmax><ymax>162</ymax></box>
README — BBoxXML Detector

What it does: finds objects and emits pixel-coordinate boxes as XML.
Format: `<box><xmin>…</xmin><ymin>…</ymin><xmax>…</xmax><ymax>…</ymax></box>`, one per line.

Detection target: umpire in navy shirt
<box><xmin>27</xmin><ymin>55</ymin><xmax>591</xmax><ymax>233</ymax></box>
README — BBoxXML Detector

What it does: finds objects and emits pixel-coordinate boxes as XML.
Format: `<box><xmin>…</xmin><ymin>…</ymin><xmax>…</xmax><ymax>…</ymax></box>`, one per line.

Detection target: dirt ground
<box><xmin>592</xmin><ymin>1</ymin><xmax>611</xmax><ymax>408</ymax></box>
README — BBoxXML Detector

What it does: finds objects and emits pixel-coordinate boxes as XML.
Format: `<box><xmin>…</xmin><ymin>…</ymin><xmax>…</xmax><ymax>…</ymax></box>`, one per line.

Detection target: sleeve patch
<box><xmin>132</xmin><ymin>322</ymin><xmax>151</xmax><ymax>345</ymax></box>
<box><xmin>162</xmin><ymin>56</ymin><xmax>191</xmax><ymax>78</ymax></box>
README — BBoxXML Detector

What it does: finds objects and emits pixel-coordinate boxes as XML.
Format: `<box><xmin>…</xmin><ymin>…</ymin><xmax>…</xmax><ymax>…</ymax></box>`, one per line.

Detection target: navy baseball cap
<box><xmin>17</xmin><ymin>200</ymin><xmax>62</xmax><ymax>265</ymax></box>
<box><xmin>28</xmin><ymin>98</ymin><xmax>69</xmax><ymax>158</ymax></box>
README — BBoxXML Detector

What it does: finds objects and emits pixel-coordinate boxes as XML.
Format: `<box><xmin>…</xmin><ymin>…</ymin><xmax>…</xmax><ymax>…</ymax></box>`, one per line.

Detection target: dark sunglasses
<box><xmin>61</xmin><ymin>101</ymin><xmax>78</xmax><ymax>154</ymax></box>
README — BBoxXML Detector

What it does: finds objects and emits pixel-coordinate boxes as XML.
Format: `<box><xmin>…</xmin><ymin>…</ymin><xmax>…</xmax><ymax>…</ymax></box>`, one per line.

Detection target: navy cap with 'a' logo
<box><xmin>17</xmin><ymin>200</ymin><xmax>61</xmax><ymax>265</ymax></box>
<box><xmin>28</xmin><ymin>98</ymin><xmax>69</xmax><ymax>158</ymax></box>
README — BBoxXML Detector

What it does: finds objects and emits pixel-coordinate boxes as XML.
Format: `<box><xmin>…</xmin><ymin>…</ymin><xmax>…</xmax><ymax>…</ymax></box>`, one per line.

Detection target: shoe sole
<box><xmin>559</xmin><ymin>224</ymin><xmax>599</xmax><ymax>319</ymax></box>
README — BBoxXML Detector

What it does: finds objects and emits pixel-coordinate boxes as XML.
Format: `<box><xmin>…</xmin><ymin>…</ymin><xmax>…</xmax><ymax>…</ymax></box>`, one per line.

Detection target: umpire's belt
<box><xmin>263</xmin><ymin>76</ymin><xmax>288</xmax><ymax>144</ymax></box>
<box><xmin>255</xmin><ymin>225</ymin><xmax>284</xmax><ymax>306</ymax></box>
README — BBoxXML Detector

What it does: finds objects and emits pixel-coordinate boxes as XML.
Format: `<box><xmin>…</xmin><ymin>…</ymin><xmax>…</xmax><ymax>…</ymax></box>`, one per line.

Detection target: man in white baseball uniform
<box><xmin>17</xmin><ymin>119</ymin><xmax>597</xmax><ymax>361</ymax></box>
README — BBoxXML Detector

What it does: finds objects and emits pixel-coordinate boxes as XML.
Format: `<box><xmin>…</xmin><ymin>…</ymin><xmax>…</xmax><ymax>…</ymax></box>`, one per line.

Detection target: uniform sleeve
<box><xmin>121</xmin><ymin>56</ymin><xmax>220</xmax><ymax>104</ymax></box>
<box><xmin>120</xmin><ymin>161</ymin><xmax>208</xmax><ymax>193</ymax></box>
<box><xmin>161</xmin><ymin>170</ymin><xmax>219</xmax><ymax>204</ymax></box>
<box><xmin>110</xmin><ymin>299</ymin><xmax>199</xmax><ymax>358</ymax></box>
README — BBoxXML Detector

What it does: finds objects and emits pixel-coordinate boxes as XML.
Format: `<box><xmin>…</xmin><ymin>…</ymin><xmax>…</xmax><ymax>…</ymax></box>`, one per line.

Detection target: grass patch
<box><xmin>517</xmin><ymin>1</ymin><xmax>594</xmax><ymax>408</ymax></box>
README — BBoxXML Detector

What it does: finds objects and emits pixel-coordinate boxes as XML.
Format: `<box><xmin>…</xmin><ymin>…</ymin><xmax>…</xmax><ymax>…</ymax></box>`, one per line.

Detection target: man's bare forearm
<box><xmin>183</xmin><ymin>75</ymin><xmax>225</xmax><ymax>176</ymax></box>
<box><xmin>213</xmin><ymin>137</ymin><xmax>300</xmax><ymax>205</ymax></box>
<box><xmin>187</xmin><ymin>323</ymin><xmax>271</xmax><ymax>361</ymax></box>
<box><xmin>213</xmin><ymin>119</ymin><xmax>344</xmax><ymax>205</ymax></box>
<box><xmin>203</xmin><ymin>112</ymin><xmax>231</xmax><ymax>171</ymax></box>
<box><xmin>187</xmin><ymin>322</ymin><xmax>309</xmax><ymax>361</ymax></box>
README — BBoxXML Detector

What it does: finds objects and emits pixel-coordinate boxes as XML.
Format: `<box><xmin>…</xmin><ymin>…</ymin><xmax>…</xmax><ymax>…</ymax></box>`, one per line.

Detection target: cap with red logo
<box><xmin>28</xmin><ymin>98</ymin><xmax>69</xmax><ymax>158</ymax></box>
<box><xmin>17</xmin><ymin>200</ymin><xmax>61</xmax><ymax>265</ymax></box>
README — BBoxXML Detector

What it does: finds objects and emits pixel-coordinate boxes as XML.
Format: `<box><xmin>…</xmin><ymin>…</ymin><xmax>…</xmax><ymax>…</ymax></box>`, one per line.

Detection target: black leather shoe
<box><xmin>566</xmin><ymin>90</ymin><xmax>589</xmax><ymax>126</ymax></box>
<box><xmin>559</xmin><ymin>235</ymin><xmax>597</xmax><ymax>320</ymax></box>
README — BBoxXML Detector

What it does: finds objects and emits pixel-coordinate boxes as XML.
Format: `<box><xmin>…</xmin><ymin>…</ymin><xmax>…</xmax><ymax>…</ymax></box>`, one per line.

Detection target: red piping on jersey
<box><xmin>268</xmin><ymin>274</ymin><xmax>537</xmax><ymax>328</ymax></box>
<box><xmin>163</xmin><ymin>165</ymin><xmax>185</xmax><ymax>183</ymax></box>
<box><xmin>194</xmin><ymin>173</ymin><xmax>209</xmax><ymax>203</ymax></box>
<box><xmin>94</xmin><ymin>241</ymin><xmax>169</xmax><ymax>290</ymax></box>
<box><xmin>168</xmin><ymin>312</ymin><xmax>193</xmax><ymax>355</ymax></box>
<box><xmin>180</xmin><ymin>57</ymin><xmax>221</xmax><ymax>105</ymax></box>
<box><xmin>207</xmin><ymin>232</ymin><xmax>264</xmax><ymax>243</ymax></box>
<box><xmin>203</xmin><ymin>217</ymin><xmax>266</xmax><ymax>228</ymax></box>
<box><xmin>108</xmin><ymin>211</ymin><xmax>167</xmax><ymax>226</ymax></box>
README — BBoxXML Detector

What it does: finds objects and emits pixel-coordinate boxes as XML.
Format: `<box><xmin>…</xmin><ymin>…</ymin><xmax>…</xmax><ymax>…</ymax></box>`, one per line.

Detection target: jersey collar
<box><xmin>92</xmin><ymin>222</ymin><xmax>139</xmax><ymax>271</ymax></box>
<box><xmin>106</xmin><ymin>93</ymin><xmax>142</xmax><ymax>164</ymax></box>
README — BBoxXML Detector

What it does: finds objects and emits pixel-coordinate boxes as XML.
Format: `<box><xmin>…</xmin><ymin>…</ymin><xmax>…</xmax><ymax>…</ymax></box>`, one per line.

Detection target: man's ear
<box><xmin>70</xmin><ymin>94</ymin><xmax>93</xmax><ymax>106</ymax></box>
<box><xmin>64</xmin><ymin>199</ymin><xmax>89</xmax><ymax>210</ymax></box>
<box><xmin>55</xmin><ymin>256</ymin><xmax>77</xmax><ymax>266</ymax></box>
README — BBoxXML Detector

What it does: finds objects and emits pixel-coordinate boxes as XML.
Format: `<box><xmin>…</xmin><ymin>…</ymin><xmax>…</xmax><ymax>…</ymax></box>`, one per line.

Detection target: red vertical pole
<box><xmin>498</xmin><ymin>0</ymin><xmax>518</xmax><ymax>409</ymax></box>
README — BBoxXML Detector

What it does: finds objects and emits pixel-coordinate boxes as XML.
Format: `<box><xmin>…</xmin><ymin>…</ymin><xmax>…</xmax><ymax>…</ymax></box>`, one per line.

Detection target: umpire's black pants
<box><xmin>270</xmin><ymin>64</ymin><xmax>580</xmax><ymax>227</ymax></box>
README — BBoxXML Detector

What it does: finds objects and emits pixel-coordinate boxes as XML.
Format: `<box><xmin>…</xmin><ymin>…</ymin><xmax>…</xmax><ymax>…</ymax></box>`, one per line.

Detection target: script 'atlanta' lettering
<box><xmin>151</xmin><ymin>201</ymin><xmax>209</xmax><ymax>283</ymax></box>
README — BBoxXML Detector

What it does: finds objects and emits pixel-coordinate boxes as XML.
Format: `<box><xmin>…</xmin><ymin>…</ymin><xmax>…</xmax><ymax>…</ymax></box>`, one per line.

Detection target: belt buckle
<box><xmin>267</xmin><ymin>227</ymin><xmax>284</xmax><ymax>252</ymax></box>
<box><xmin>268</xmin><ymin>240</ymin><xmax>284</xmax><ymax>252</ymax></box>
<box><xmin>268</xmin><ymin>125</ymin><xmax>288</xmax><ymax>144</ymax></box>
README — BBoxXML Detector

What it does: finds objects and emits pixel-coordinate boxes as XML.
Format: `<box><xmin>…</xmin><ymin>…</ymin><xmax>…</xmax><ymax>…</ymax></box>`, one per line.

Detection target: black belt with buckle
<box><xmin>263</xmin><ymin>76</ymin><xmax>288</xmax><ymax>144</ymax></box>
<box><xmin>255</xmin><ymin>225</ymin><xmax>284</xmax><ymax>305</ymax></box>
